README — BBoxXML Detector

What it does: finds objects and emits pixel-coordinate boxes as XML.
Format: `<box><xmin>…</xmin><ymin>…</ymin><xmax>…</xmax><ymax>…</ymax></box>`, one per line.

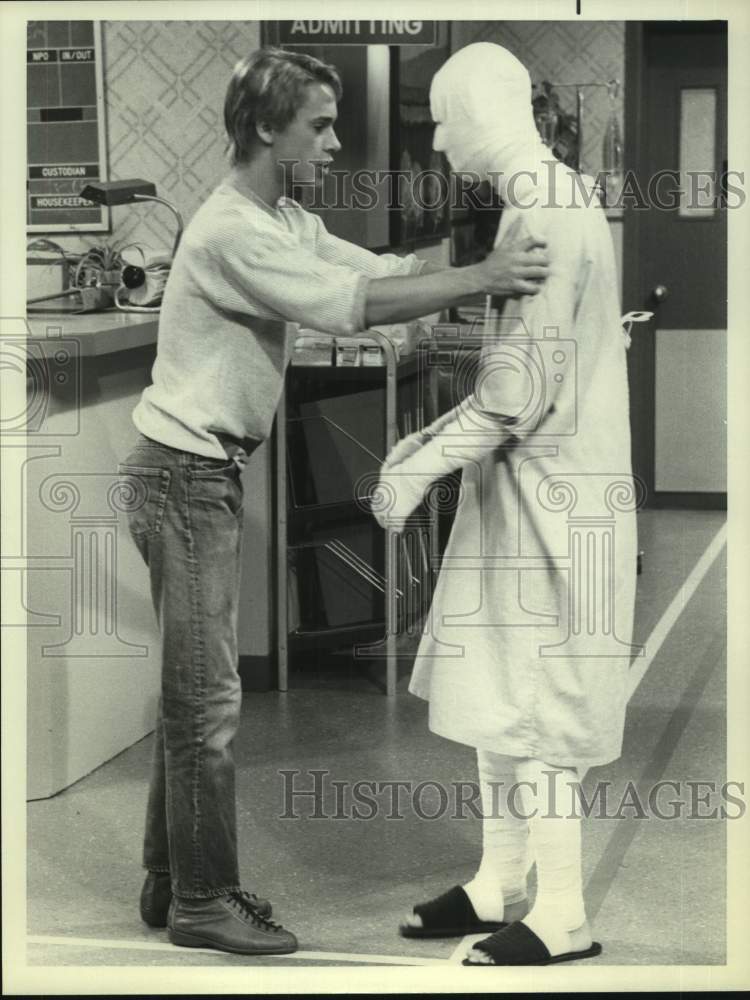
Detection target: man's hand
<box><xmin>478</xmin><ymin>234</ymin><xmax>549</xmax><ymax>297</ymax></box>
<box><xmin>363</xmin><ymin>230</ymin><xmax>548</xmax><ymax>326</ymax></box>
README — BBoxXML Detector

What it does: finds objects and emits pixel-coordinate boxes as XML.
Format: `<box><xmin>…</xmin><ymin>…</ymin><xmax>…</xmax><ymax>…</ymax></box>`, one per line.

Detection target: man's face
<box><xmin>272</xmin><ymin>82</ymin><xmax>341</xmax><ymax>190</ymax></box>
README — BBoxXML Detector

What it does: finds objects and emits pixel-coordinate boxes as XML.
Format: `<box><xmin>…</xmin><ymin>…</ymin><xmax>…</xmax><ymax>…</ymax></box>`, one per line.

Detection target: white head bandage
<box><xmin>430</xmin><ymin>43</ymin><xmax>551</xmax><ymax>202</ymax></box>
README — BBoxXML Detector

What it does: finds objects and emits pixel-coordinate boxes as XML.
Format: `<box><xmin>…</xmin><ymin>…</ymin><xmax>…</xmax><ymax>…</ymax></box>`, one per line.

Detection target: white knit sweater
<box><xmin>133</xmin><ymin>179</ymin><xmax>424</xmax><ymax>458</ymax></box>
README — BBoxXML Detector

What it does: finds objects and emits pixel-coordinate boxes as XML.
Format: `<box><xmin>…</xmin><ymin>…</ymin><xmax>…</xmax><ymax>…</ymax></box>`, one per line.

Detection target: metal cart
<box><xmin>276</xmin><ymin>330</ymin><xmax>439</xmax><ymax>697</ymax></box>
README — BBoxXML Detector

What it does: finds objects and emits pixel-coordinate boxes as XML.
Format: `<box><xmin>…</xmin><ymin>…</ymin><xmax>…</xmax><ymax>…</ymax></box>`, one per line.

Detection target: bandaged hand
<box><xmin>372</xmin><ymin>398</ymin><xmax>517</xmax><ymax>532</ymax></box>
<box><xmin>382</xmin><ymin>396</ymin><xmax>485</xmax><ymax>470</ymax></box>
<box><xmin>382</xmin><ymin>430</ymin><xmax>427</xmax><ymax>469</ymax></box>
<box><xmin>375</xmin><ymin>413</ymin><xmax>467</xmax><ymax>527</ymax></box>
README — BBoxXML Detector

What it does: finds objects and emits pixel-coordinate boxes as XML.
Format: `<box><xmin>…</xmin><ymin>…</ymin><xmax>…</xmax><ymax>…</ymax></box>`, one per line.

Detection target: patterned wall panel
<box><xmin>451</xmin><ymin>21</ymin><xmax>625</xmax><ymax>177</ymax></box>
<box><xmin>45</xmin><ymin>19</ymin><xmax>624</xmax><ymax>259</ymax></box>
<box><xmin>51</xmin><ymin>20</ymin><xmax>261</xmax><ymax>255</ymax></box>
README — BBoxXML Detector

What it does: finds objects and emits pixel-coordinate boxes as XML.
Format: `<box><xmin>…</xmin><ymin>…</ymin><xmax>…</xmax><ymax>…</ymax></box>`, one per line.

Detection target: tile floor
<box><xmin>25</xmin><ymin>510</ymin><xmax>728</xmax><ymax>972</ymax></box>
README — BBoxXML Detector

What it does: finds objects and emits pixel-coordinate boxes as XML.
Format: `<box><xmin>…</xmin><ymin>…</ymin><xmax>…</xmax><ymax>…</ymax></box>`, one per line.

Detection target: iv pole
<box><xmin>541</xmin><ymin>79</ymin><xmax>620</xmax><ymax>172</ymax></box>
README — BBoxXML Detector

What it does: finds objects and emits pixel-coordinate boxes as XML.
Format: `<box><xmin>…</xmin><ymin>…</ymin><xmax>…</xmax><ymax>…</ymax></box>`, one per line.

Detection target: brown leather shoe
<box><xmin>140</xmin><ymin>873</ymin><xmax>272</xmax><ymax>929</ymax></box>
<box><xmin>140</xmin><ymin>872</ymin><xmax>173</xmax><ymax>928</ymax></box>
<box><xmin>167</xmin><ymin>891</ymin><xmax>297</xmax><ymax>955</ymax></box>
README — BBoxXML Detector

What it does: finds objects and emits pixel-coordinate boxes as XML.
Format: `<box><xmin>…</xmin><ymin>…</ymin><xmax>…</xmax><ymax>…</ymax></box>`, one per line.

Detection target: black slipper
<box><xmin>399</xmin><ymin>885</ymin><xmax>506</xmax><ymax>939</ymax></box>
<box><xmin>462</xmin><ymin>920</ymin><xmax>602</xmax><ymax>965</ymax></box>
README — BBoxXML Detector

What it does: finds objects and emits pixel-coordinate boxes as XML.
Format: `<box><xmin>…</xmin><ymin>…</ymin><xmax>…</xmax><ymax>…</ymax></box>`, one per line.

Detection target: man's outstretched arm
<box><xmin>205</xmin><ymin>215</ymin><xmax>548</xmax><ymax>336</ymax></box>
<box><xmin>363</xmin><ymin>235</ymin><xmax>548</xmax><ymax>326</ymax></box>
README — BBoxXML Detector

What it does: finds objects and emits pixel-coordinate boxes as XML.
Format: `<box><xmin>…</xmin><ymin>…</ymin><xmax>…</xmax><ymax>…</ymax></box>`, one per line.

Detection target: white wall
<box><xmin>25</xmin><ymin>347</ymin><xmax>162</xmax><ymax>799</ymax></box>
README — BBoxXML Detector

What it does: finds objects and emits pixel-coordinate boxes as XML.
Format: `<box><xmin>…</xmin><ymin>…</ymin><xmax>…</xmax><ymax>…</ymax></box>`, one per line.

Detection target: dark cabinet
<box><xmin>275</xmin><ymin>344</ymin><xmax>442</xmax><ymax>694</ymax></box>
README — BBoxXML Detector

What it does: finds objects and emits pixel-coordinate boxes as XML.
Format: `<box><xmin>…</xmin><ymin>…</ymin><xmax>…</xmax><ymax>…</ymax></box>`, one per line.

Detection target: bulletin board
<box><xmin>26</xmin><ymin>20</ymin><xmax>109</xmax><ymax>232</ymax></box>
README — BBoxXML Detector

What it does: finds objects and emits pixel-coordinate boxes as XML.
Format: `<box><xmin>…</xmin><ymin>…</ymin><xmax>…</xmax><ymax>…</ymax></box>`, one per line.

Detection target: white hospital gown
<box><xmin>409</xmin><ymin>187</ymin><xmax>638</xmax><ymax>769</ymax></box>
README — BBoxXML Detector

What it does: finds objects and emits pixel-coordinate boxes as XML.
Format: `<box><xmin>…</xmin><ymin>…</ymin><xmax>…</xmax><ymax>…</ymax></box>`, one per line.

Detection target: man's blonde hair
<box><xmin>224</xmin><ymin>47</ymin><xmax>343</xmax><ymax>164</ymax></box>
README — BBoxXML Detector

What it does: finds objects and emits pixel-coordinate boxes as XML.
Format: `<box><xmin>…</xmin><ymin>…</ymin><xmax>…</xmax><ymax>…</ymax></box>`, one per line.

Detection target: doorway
<box><xmin>623</xmin><ymin>21</ymin><xmax>727</xmax><ymax>509</ymax></box>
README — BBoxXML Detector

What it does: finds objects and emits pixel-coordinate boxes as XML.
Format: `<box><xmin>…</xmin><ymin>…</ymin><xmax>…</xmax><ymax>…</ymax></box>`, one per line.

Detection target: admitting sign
<box><xmin>274</xmin><ymin>20</ymin><xmax>437</xmax><ymax>46</ymax></box>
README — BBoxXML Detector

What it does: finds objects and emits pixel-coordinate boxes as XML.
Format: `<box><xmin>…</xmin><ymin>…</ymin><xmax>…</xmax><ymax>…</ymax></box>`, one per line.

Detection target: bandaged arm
<box><xmin>373</xmin><ymin>252</ymin><xmax>583</xmax><ymax>528</ymax></box>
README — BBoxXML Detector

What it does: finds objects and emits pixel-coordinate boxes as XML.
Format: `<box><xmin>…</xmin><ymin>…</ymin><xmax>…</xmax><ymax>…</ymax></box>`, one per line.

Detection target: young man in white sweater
<box><xmin>119</xmin><ymin>46</ymin><xmax>549</xmax><ymax>957</ymax></box>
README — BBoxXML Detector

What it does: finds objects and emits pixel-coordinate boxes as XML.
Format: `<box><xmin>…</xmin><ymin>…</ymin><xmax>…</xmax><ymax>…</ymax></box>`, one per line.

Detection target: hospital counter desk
<box><xmin>22</xmin><ymin>311</ymin><xmax>275</xmax><ymax>800</ymax></box>
<box><xmin>26</xmin><ymin>308</ymin><xmax>160</xmax><ymax>357</ymax></box>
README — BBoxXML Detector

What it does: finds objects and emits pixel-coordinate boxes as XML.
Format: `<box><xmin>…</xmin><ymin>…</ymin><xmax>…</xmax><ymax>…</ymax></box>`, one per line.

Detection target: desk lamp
<box><xmin>80</xmin><ymin>179</ymin><xmax>184</xmax><ymax>259</ymax></box>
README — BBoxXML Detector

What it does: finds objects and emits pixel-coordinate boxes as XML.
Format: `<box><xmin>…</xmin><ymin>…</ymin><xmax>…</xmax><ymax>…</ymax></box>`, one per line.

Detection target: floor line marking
<box><xmin>449</xmin><ymin>938</ymin><xmax>468</xmax><ymax>963</ymax></box>
<box><xmin>581</xmin><ymin>520</ymin><xmax>727</xmax><ymax>920</ymax></box>
<box><xmin>586</xmin><ymin>627</ymin><xmax>726</xmax><ymax>920</ymax></box>
<box><xmin>26</xmin><ymin>935</ymin><xmax>451</xmax><ymax>966</ymax></box>
<box><xmin>627</xmin><ymin>520</ymin><xmax>726</xmax><ymax>700</ymax></box>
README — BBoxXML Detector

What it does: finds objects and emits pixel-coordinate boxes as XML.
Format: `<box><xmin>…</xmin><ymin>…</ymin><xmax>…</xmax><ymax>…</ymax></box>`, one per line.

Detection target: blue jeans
<box><xmin>118</xmin><ymin>434</ymin><xmax>253</xmax><ymax>898</ymax></box>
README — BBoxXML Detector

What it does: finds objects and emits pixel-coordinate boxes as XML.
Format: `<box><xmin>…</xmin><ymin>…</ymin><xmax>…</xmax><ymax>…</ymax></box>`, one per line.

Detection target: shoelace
<box><xmin>228</xmin><ymin>891</ymin><xmax>282</xmax><ymax>931</ymax></box>
<box><xmin>236</xmin><ymin>890</ymin><xmax>263</xmax><ymax>908</ymax></box>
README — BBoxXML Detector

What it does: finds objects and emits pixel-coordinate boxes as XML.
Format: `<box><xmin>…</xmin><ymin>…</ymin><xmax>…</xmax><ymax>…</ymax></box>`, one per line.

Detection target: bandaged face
<box><xmin>429</xmin><ymin>43</ymin><xmax>547</xmax><ymax>188</ymax></box>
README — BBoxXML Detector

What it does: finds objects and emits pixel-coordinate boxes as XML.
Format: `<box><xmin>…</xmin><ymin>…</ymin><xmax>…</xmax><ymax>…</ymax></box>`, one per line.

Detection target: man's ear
<box><xmin>255</xmin><ymin>121</ymin><xmax>274</xmax><ymax>146</ymax></box>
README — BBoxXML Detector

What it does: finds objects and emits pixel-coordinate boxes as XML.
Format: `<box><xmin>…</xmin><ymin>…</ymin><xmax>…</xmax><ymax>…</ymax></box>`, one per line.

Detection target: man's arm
<box><xmin>203</xmin><ymin>208</ymin><xmax>548</xmax><ymax>336</ymax></box>
<box><xmin>364</xmin><ymin>235</ymin><xmax>548</xmax><ymax>326</ymax></box>
<box><xmin>308</xmin><ymin>209</ymin><xmax>548</xmax><ymax>321</ymax></box>
<box><xmin>416</xmin><ymin>261</ymin><xmax>446</xmax><ymax>276</ymax></box>
<box><xmin>310</xmin><ymin>214</ymin><xmax>426</xmax><ymax>279</ymax></box>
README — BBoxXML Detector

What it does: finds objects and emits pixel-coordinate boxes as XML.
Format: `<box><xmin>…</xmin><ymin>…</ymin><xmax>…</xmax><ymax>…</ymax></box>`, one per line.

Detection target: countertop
<box><xmin>25</xmin><ymin>310</ymin><xmax>159</xmax><ymax>359</ymax></box>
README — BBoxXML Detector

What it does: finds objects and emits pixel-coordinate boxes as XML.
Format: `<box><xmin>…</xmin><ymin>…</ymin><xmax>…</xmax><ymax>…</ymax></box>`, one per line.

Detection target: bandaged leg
<box><xmin>401</xmin><ymin>748</ymin><xmax>529</xmax><ymax>931</ymax></box>
<box><xmin>515</xmin><ymin>757</ymin><xmax>590</xmax><ymax>957</ymax></box>
<box><xmin>462</xmin><ymin>749</ymin><xmax>530</xmax><ymax>923</ymax></box>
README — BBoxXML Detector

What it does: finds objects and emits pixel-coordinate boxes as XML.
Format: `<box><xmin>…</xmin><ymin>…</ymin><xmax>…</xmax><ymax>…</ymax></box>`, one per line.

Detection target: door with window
<box><xmin>624</xmin><ymin>21</ymin><xmax>727</xmax><ymax>507</ymax></box>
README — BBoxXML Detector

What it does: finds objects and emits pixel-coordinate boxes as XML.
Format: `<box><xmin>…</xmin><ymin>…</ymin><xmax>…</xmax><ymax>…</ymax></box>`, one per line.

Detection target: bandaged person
<box><xmin>373</xmin><ymin>43</ymin><xmax>637</xmax><ymax>966</ymax></box>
